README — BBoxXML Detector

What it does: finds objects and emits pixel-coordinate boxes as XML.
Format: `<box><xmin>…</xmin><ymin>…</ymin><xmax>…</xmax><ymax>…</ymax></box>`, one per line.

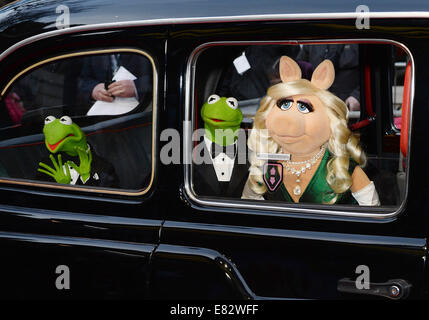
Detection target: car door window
<box><xmin>185</xmin><ymin>42</ymin><xmax>411</xmax><ymax>214</ymax></box>
<box><xmin>0</xmin><ymin>49</ymin><xmax>156</xmax><ymax>195</ymax></box>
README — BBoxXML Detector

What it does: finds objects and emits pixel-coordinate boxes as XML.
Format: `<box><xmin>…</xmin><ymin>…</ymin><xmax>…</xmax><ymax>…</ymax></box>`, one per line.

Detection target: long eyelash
<box><xmin>298</xmin><ymin>101</ymin><xmax>313</xmax><ymax>112</ymax></box>
<box><xmin>276</xmin><ymin>98</ymin><xmax>293</xmax><ymax>108</ymax></box>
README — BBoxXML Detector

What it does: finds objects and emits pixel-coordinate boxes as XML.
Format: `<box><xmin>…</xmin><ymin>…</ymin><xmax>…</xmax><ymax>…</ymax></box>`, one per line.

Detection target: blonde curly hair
<box><xmin>246</xmin><ymin>79</ymin><xmax>366</xmax><ymax>200</ymax></box>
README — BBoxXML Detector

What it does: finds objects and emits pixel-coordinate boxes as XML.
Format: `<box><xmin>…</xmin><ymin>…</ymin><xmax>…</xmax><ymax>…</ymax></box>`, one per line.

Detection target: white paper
<box><xmin>87</xmin><ymin>66</ymin><xmax>139</xmax><ymax>116</ymax></box>
<box><xmin>112</xmin><ymin>66</ymin><xmax>137</xmax><ymax>81</ymax></box>
<box><xmin>233</xmin><ymin>52</ymin><xmax>251</xmax><ymax>75</ymax></box>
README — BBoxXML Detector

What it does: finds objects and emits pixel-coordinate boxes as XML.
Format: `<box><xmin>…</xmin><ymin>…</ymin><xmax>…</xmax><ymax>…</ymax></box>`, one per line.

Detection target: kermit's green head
<box><xmin>42</xmin><ymin>115</ymin><xmax>87</xmax><ymax>156</ymax></box>
<box><xmin>201</xmin><ymin>95</ymin><xmax>243</xmax><ymax>146</ymax></box>
<box><xmin>201</xmin><ymin>94</ymin><xmax>243</xmax><ymax>129</ymax></box>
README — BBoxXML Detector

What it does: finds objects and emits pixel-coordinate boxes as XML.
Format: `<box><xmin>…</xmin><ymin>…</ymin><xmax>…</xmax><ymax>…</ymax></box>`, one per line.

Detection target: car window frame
<box><xmin>183</xmin><ymin>39</ymin><xmax>415</xmax><ymax>220</ymax></box>
<box><xmin>0</xmin><ymin>48</ymin><xmax>158</xmax><ymax>197</ymax></box>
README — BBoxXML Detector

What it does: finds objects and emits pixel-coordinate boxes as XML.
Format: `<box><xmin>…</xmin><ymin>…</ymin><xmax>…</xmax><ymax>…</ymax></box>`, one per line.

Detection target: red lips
<box><xmin>47</xmin><ymin>134</ymin><xmax>74</xmax><ymax>151</ymax></box>
<box><xmin>210</xmin><ymin>118</ymin><xmax>225</xmax><ymax>122</ymax></box>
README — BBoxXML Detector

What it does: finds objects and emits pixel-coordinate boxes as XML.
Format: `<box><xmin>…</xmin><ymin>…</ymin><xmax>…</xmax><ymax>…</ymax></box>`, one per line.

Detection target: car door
<box><xmin>0</xmin><ymin>6</ymin><xmax>168</xmax><ymax>298</ymax></box>
<box><xmin>149</xmin><ymin>15</ymin><xmax>428</xmax><ymax>299</ymax></box>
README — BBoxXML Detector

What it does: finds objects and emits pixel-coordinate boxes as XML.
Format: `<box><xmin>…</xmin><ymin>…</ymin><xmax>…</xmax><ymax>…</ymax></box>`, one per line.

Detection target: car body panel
<box><xmin>0</xmin><ymin>0</ymin><xmax>427</xmax><ymax>299</ymax></box>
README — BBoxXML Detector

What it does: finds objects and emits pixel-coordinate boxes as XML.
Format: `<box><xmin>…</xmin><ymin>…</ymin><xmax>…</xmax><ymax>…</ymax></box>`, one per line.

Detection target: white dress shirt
<box><xmin>204</xmin><ymin>135</ymin><xmax>237</xmax><ymax>182</ymax></box>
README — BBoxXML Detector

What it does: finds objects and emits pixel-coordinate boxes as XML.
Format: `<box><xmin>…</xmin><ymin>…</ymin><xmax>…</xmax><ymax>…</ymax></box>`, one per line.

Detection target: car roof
<box><xmin>2</xmin><ymin>0</ymin><xmax>429</xmax><ymax>29</ymax></box>
<box><xmin>1</xmin><ymin>0</ymin><xmax>429</xmax><ymax>51</ymax></box>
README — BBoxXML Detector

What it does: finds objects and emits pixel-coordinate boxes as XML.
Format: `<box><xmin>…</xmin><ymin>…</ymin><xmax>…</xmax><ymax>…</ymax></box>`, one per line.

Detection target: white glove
<box><xmin>352</xmin><ymin>181</ymin><xmax>380</xmax><ymax>206</ymax></box>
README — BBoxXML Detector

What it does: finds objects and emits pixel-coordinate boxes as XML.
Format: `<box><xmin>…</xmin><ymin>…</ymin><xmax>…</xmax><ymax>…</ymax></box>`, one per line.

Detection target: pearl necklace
<box><xmin>284</xmin><ymin>144</ymin><xmax>327</xmax><ymax>196</ymax></box>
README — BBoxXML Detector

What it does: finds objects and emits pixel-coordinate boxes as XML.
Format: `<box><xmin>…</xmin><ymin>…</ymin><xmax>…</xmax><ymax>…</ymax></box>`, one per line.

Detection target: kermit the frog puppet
<box><xmin>37</xmin><ymin>115</ymin><xmax>118</xmax><ymax>187</ymax></box>
<box><xmin>193</xmin><ymin>94</ymin><xmax>248</xmax><ymax>197</ymax></box>
<box><xmin>200</xmin><ymin>94</ymin><xmax>243</xmax><ymax>147</ymax></box>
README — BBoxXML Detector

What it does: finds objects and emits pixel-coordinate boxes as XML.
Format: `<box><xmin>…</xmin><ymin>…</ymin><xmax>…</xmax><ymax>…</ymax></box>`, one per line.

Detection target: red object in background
<box><xmin>400</xmin><ymin>61</ymin><xmax>411</xmax><ymax>158</ymax></box>
<box><xmin>350</xmin><ymin>64</ymin><xmax>375</xmax><ymax>131</ymax></box>
<box><xmin>394</xmin><ymin>117</ymin><xmax>402</xmax><ymax>130</ymax></box>
<box><xmin>350</xmin><ymin>118</ymin><xmax>371</xmax><ymax>131</ymax></box>
<box><xmin>5</xmin><ymin>92</ymin><xmax>26</xmax><ymax>124</ymax></box>
<box><xmin>364</xmin><ymin>64</ymin><xmax>375</xmax><ymax>118</ymax></box>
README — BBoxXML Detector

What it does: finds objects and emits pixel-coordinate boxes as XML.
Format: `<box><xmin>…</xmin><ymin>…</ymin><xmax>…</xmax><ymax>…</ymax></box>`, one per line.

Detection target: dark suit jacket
<box><xmin>296</xmin><ymin>44</ymin><xmax>360</xmax><ymax>102</ymax></box>
<box><xmin>217</xmin><ymin>45</ymin><xmax>300</xmax><ymax>100</ymax></box>
<box><xmin>192</xmin><ymin>133</ymin><xmax>249</xmax><ymax>198</ymax></box>
<box><xmin>78</xmin><ymin>53</ymin><xmax>153</xmax><ymax>112</ymax></box>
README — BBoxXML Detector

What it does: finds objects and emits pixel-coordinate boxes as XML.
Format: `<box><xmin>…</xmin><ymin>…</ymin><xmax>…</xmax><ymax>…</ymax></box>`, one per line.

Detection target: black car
<box><xmin>0</xmin><ymin>0</ymin><xmax>427</xmax><ymax>300</ymax></box>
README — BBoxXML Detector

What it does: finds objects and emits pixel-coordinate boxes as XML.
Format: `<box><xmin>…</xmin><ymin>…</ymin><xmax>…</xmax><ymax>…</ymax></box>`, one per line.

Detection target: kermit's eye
<box><xmin>297</xmin><ymin>101</ymin><xmax>313</xmax><ymax>114</ymax></box>
<box><xmin>44</xmin><ymin>116</ymin><xmax>56</xmax><ymax>125</ymax></box>
<box><xmin>59</xmin><ymin>116</ymin><xmax>72</xmax><ymax>125</ymax></box>
<box><xmin>207</xmin><ymin>94</ymin><xmax>220</xmax><ymax>104</ymax></box>
<box><xmin>276</xmin><ymin>99</ymin><xmax>294</xmax><ymax>111</ymax></box>
<box><xmin>226</xmin><ymin>97</ymin><xmax>238</xmax><ymax>110</ymax></box>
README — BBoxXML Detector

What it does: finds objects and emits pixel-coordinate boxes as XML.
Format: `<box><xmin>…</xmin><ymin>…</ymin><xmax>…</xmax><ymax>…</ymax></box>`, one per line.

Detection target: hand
<box><xmin>107</xmin><ymin>80</ymin><xmax>136</xmax><ymax>98</ymax></box>
<box><xmin>67</xmin><ymin>146</ymin><xmax>92</xmax><ymax>183</ymax></box>
<box><xmin>38</xmin><ymin>154</ymin><xmax>71</xmax><ymax>184</ymax></box>
<box><xmin>345</xmin><ymin>96</ymin><xmax>360</xmax><ymax>111</ymax></box>
<box><xmin>92</xmin><ymin>83</ymin><xmax>114</xmax><ymax>102</ymax></box>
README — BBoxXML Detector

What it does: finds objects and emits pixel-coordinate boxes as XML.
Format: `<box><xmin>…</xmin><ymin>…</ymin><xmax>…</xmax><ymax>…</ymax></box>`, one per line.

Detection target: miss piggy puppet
<box><xmin>242</xmin><ymin>56</ymin><xmax>380</xmax><ymax>205</ymax></box>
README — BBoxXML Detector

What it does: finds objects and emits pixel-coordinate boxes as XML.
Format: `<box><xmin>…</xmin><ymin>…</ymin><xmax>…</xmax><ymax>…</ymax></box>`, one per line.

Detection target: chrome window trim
<box><xmin>184</xmin><ymin>39</ymin><xmax>414</xmax><ymax>220</ymax></box>
<box><xmin>0</xmin><ymin>11</ymin><xmax>428</xmax><ymax>63</ymax></box>
<box><xmin>0</xmin><ymin>48</ymin><xmax>158</xmax><ymax>197</ymax></box>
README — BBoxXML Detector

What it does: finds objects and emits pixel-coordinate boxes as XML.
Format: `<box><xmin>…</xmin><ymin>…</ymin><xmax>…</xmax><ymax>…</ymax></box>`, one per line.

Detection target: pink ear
<box><xmin>311</xmin><ymin>59</ymin><xmax>335</xmax><ymax>90</ymax></box>
<box><xmin>279</xmin><ymin>56</ymin><xmax>302</xmax><ymax>83</ymax></box>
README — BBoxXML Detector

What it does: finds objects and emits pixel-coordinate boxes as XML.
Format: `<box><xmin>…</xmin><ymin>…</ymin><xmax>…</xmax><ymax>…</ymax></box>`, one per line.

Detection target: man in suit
<box><xmin>78</xmin><ymin>53</ymin><xmax>153</xmax><ymax>112</ymax></box>
<box><xmin>217</xmin><ymin>45</ymin><xmax>300</xmax><ymax>100</ymax></box>
<box><xmin>296</xmin><ymin>44</ymin><xmax>361</xmax><ymax>111</ymax></box>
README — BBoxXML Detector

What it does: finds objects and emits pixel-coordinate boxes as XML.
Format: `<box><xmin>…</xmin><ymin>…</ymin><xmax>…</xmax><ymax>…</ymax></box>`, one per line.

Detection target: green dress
<box><xmin>264</xmin><ymin>150</ymin><xmax>357</xmax><ymax>204</ymax></box>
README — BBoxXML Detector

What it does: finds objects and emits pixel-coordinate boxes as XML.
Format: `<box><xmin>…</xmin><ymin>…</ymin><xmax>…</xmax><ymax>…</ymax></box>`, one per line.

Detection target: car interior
<box><xmin>0</xmin><ymin>43</ymin><xmax>411</xmax><ymax>206</ymax></box>
<box><xmin>0</xmin><ymin>53</ymin><xmax>154</xmax><ymax>191</ymax></box>
<box><xmin>192</xmin><ymin>42</ymin><xmax>410</xmax><ymax>208</ymax></box>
